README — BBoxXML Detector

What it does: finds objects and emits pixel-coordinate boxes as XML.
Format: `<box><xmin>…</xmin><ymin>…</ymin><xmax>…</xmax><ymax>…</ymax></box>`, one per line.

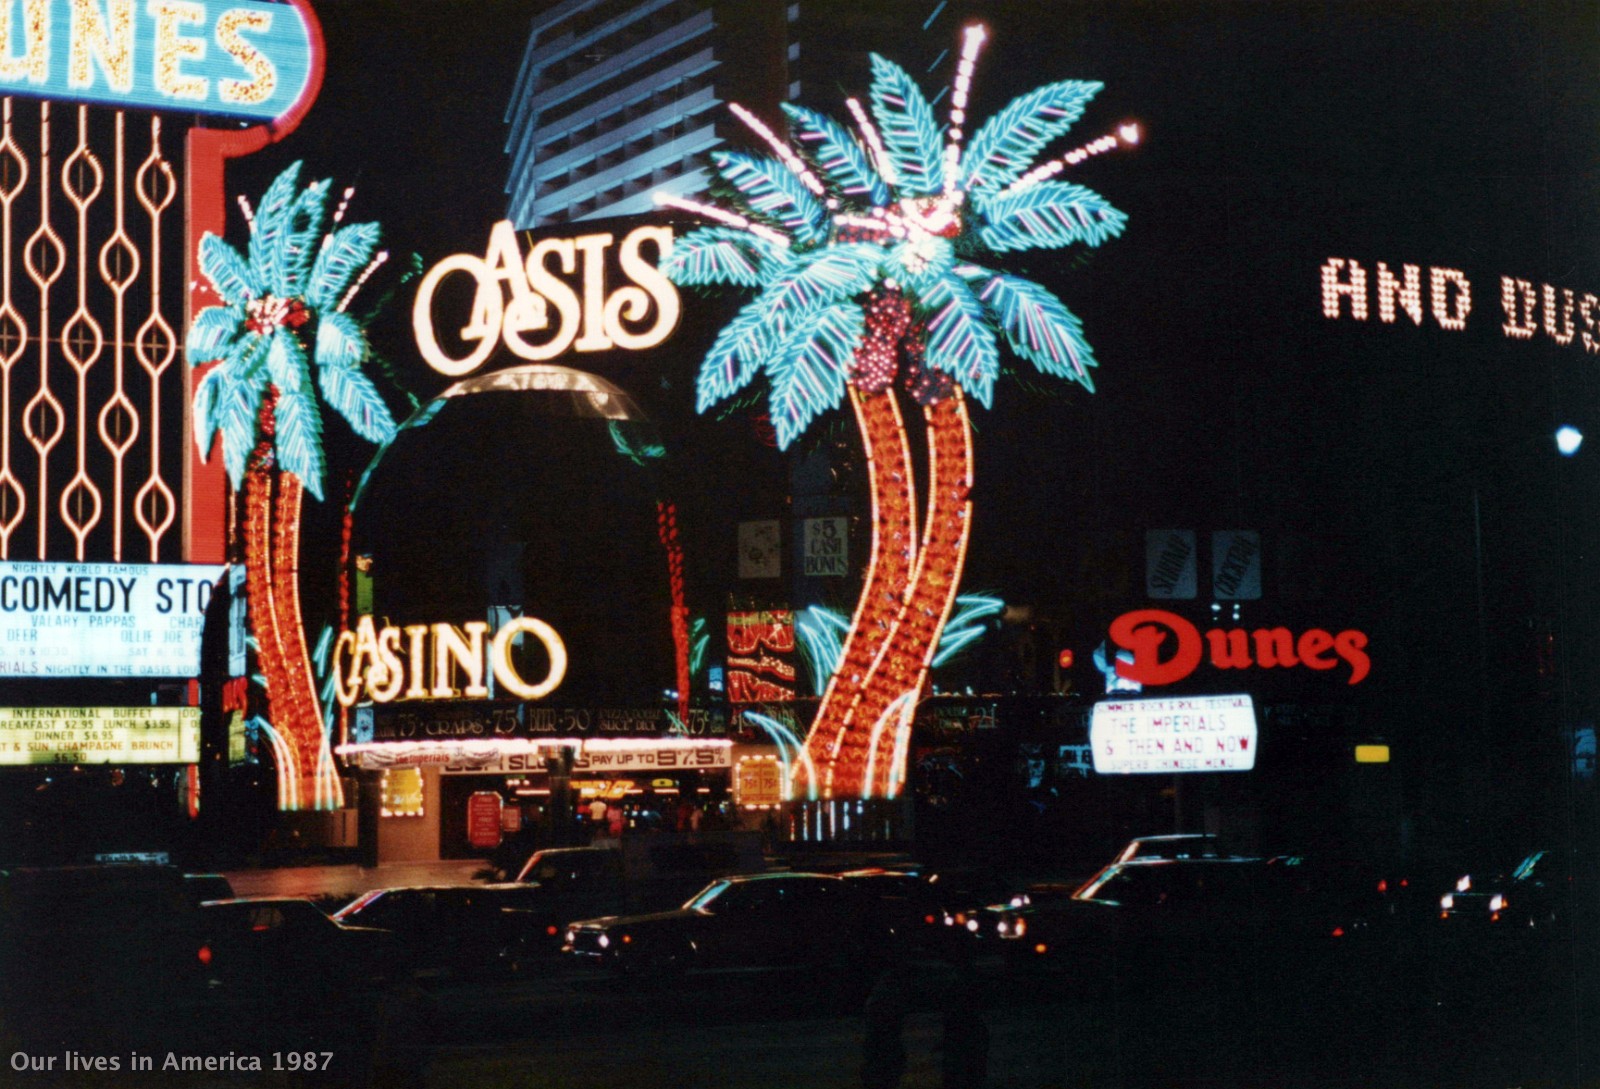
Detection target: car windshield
<box><xmin>684</xmin><ymin>880</ymin><xmax>733</xmax><ymax>910</ymax></box>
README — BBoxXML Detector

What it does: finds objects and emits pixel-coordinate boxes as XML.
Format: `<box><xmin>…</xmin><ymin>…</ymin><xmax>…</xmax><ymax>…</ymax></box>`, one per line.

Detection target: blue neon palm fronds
<box><xmin>187</xmin><ymin>304</ymin><xmax>243</xmax><ymax>362</ymax></box>
<box><xmin>216</xmin><ymin>343</ymin><xmax>266</xmax><ymax>485</ymax></box>
<box><xmin>919</xmin><ymin>274</ymin><xmax>1000</xmax><ymax>408</ymax></box>
<box><xmin>199</xmin><ymin>234</ymin><xmax>258</xmax><ymax>305</ymax></box>
<box><xmin>306</xmin><ymin>222</ymin><xmax>381</xmax><ymax>312</ymax></box>
<box><xmin>191</xmin><ymin>365</ymin><xmax>226</xmax><ymax>458</ymax></box>
<box><xmin>661</xmin><ymin>226</ymin><xmax>784</xmax><ymax>288</ymax></box>
<box><xmin>319</xmin><ymin>354</ymin><xmax>396</xmax><ymax>445</ymax></box>
<box><xmin>757</xmin><ymin>243</ymin><xmax>882</xmax><ymax>318</ymax></box>
<box><xmin>187</xmin><ymin>162</ymin><xmax>397</xmax><ymax>502</ymax></box>
<box><xmin>712</xmin><ymin>150</ymin><xmax>829</xmax><ymax>245</ymax></box>
<box><xmin>961</xmin><ymin>80</ymin><xmax>1102</xmax><ymax>195</ymax></box>
<box><xmin>797</xmin><ymin>606</ymin><xmax>852</xmax><ymax>692</ymax></box>
<box><xmin>276</xmin><ymin>179</ymin><xmax>332</xmax><ymax>297</ymax></box>
<box><xmin>932</xmin><ymin>594</ymin><xmax>1005</xmax><ymax>668</ymax></box>
<box><xmin>767</xmin><ymin>302</ymin><xmax>864</xmax><ymax>449</ymax></box>
<box><xmin>270</xmin><ymin>335</ymin><xmax>326</xmax><ymax>499</ymax></box>
<box><xmin>690</xmin><ymin>616</ymin><xmax>709</xmax><ymax>678</ymax></box>
<box><xmin>868</xmin><ymin>54</ymin><xmax>945</xmax><ymax>196</ymax></box>
<box><xmin>975</xmin><ymin>181</ymin><xmax>1128</xmax><ymax>254</ymax></box>
<box><xmin>976</xmin><ymin>271</ymin><xmax>1099</xmax><ymax>390</ymax></box>
<box><xmin>246</xmin><ymin>163</ymin><xmax>301</xmax><ymax>293</ymax></box>
<box><xmin>782</xmin><ymin>102</ymin><xmax>891</xmax><ymax>206</ymax></box>
<box><xmin>695</xmin><ymin>303</ymin><xmax>777</xmax><ymax>412</ymax></box>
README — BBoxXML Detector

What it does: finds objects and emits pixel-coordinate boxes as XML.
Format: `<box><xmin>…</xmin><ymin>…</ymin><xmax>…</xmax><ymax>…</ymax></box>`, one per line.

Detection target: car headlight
<box><xmin>1440</xmin><ymin>893</ymin><xmax>1454</xmax><ymax>910</ymax></box>
<box><xmin>597</xmin><ymin>933</ymin><xmax>610</xmax><ymax>949</ymax></box>
<box><xmin>565</xmin><ymin>929</ymin><xmax>576</xmax><ymax>944</ymax></box>
<box><xmin>1456</xmin><ymin>876</ymin><xmax>1472</xmax><ymax>893</ymax></box>
<box><xmin>965</xmin><ymin>918</ymin><xmax>980</xmax><ymax>933</ymax></box>
<box><xmin>1488</xmin><ymin>893</ymin><xmax>1506</xmax><ymax>913</ymax></box>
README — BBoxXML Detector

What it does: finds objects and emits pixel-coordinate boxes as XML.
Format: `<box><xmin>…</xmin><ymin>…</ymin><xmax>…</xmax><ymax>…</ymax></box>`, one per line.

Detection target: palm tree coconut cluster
<box><xmin>187</xmin><ymin>163</ymin><xmax>397</xmax><ymax>811</ymax></box>
<box><xmin>659</xmin><ymin>25</ymin><xmax>1132</xmax><ymax>800</ymax></box>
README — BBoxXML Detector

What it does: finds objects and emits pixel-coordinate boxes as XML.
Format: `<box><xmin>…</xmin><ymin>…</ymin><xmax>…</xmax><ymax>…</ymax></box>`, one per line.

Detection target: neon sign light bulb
<box><xmin>944</xmin><ymin>24</ymin><xmax>988</xmax><ymax>192</ymax></box>
<box><xmin>846</xmin><ymin>96</ymin><xmax>897</xmax><ymax>188</ymax></box>
<box><xmin>1006</xmin><ymin>122</ymin><xmax>1142</xmax><ymax>193</ymax></box>
<box><xmin>728</xmin><ymin>102</ymin><xmax>826</xmax><ymax>197</ymax></box>
<box><xmin>339</xmin><ymin>250</ymin><xmax>388</xmax><ymax>313</ymax></box>
<box><xmin>653</xmin><ymin>192</ymin><xmax>791</xmax><ymax>249</ymax></box>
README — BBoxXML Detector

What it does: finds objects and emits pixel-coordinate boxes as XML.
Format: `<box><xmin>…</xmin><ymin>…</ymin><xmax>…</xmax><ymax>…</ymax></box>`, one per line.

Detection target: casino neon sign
<box><xmin>412</xmin><ymin>221</ymin><xmax>679</xmax><ymax>377</ymax></box>
<box><xmin>333</xmin><ymin>615</ymin><xmax>567</xmax><ymax>707</ymax></box>
<box><xmin>0</xmin><ymin>0</ymin><xmax>316</xmax><ymax>119</ymax></box>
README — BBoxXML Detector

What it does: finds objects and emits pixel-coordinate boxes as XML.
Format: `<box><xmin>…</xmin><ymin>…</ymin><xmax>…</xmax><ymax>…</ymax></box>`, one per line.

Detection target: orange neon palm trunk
<box><xmin>858</xmin><ymin>393</ymin><xmax>973</xmax><ymax>798</ymax></box>
<box><xmin>243</xmin><ymin>392</ymin><xmax>337</xmax><ymax>810</ymax></box>
<box><xmin>272</xmin><ymin>473</ymin><xmax>339</xmax><ymax>808</ymax></box>
<box><xmin>800</xmin><ymin>387</ymin><xmax>917</xmax><ymax>798</ymax></box>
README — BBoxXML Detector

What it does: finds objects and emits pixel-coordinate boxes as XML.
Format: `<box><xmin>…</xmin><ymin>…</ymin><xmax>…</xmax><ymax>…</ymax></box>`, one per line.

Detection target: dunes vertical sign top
<box><xmin>0</xmin><ymin>0</ymin><xmax>315</xmax><ymax>120</ymax></box>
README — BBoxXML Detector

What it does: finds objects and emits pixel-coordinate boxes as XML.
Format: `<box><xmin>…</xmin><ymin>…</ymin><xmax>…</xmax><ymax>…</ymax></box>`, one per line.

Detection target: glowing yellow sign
<box><xmin>380</xmin><ymin>767</ymin><xmax>425</xmax><ymax>817</ymax></box>
<box><xmin>412</xmin><ymin>221</ymin><xmax>679</xmax><ymax>376</ymax></box>
<box><xmin>0</xmin><ymin>706</ymin><xmax>199</xmax><ymax>765</ymax></box>
<box><xmin>333</xmin><ymin>615</ymin><xmax>567</xmax><ymax>707</ymax></box>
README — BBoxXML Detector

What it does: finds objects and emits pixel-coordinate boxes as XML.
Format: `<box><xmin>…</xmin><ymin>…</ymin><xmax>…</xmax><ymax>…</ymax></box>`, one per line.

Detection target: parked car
<box><xmin>0</xmin><ymin>864</ymin><xmax>215</xmax><ymax>1050</ymax></box>
<box><xmin>1113</xmin><ymin>833</ymin><xmax>1230</xmax><ymax>863</ymax></box>
<box><xmin>333</xmin><ymin>883</ymin><xmax>555</xmax><ymax>978</ymax></box>
<box><xmin>201</xmin><ymin>897</ymin><xmax>394</xmax><ymax>997</ymax></box>
<box><xmin>512</xmin><ymin>834</ymin><xmax>766</xmax><ymax>914</ymax></box>
<box><xmin>183</xmin><ymin>872</ymin><xmax>237</xmax><ymax>905</ymax></box>
<box><xmin>1437</xmin><ymin>848</ymin><xmax>1568</xmax><ymax>932</ymax></box>
<box><xmin>564</xmin><ymin>872</ymin><xmax>880</xmax><ymax>988</ymax></box>
<box><xmin>995</xmin><ymin>856</ymin><xmax>1383</xmax><ymax>988</ymax></box>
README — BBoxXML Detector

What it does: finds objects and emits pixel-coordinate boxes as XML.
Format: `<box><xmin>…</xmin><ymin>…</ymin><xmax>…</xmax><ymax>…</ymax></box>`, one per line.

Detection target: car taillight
<box><xmin>924</xmin><ymin>914</ymin><xmax>936</xmax><ymax>925</ymax></box>
<box><xmin>547</xmin><ymin>925</ymin><xmax>559</xmax><ymax>936</ymax></box>
<box><xmin>1331</xmin><ymin>926</ymin><xmax>1345</xmax><ymax>938</ymax></box>
<box><xmin>1376</xmin><ymin>880</ymin><xmax>1388</xmax><ymax>894</ymax></box>
<box><xmin>1033</xmin><ymin>943</ymin><xmax>1048</xmax><ymax>955</ymax></box>
<box><xmin>197</xmin><ymin>944</ymin><xmax>213</xmax><ymax>966</ymax></box>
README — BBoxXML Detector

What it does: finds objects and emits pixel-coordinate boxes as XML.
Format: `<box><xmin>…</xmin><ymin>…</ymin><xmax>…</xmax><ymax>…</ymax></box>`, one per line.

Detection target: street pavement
<box><xmin>25</xmin><ymin>861</ymin><xmax>1585</xmax><ymax>1089</ymax></box>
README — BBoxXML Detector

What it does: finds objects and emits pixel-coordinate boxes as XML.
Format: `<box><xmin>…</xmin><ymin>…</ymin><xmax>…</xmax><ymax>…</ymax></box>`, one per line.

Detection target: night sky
<box><xmin>234</xmin><ymin>1</ymin><xmax>1600</xmax><ymax>832</ymax></box>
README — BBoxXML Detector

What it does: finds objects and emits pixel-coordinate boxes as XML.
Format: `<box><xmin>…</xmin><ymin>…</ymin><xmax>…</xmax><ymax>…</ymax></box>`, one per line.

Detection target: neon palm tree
<box><xmin>187</xmin><ymin>162</ymin><xmax>396</xmax><ymax>811</ymax></box>
<box><xmin>659</xmin><ymin>27</ymin><xmax>1132</xmax><ymax>799</ymax></box>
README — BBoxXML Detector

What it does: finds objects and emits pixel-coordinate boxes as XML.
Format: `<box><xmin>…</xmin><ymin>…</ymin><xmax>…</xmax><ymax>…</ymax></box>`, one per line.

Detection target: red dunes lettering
<box><xmin>1111</xmin><ymin>609</ymin><xmax>1369</xmax><ymax>686</ymax></box>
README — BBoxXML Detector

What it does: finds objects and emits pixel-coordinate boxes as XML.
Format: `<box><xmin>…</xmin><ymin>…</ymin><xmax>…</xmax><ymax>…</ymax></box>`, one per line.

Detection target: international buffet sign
<box><xmin>0</xmin><ymin>0</ymin><xmax>316</xmax><ymax>119</ymax></box>
<box><xmin>0</xmin><ymin>706</ymin><xmax>199</xmax><ymax>765</ymax></box>
<box><xmin>1322</xmin><ymin>256</ymin><xmax>1600</xmax><ymax>357</ymax></box>
<box><xmin>0</xmin><ymin>561</ymin><xmax>223</xmax><ymax>677</ymax></box>
<box><xmin>412</xmin><ymin>221</ymin><xmax>679</xmax><ymax>377</ymax></box>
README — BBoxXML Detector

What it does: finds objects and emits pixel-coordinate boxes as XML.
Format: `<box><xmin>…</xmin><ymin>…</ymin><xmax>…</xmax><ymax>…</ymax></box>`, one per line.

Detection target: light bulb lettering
<box><xmin>332</xmin><ymin>614</ymin><xmax>567</xmax><ymax>706</ymax></box>
<box><xmin>413</xmin><ymin>222</ymin><xmax>679</xmax><ymax>376</ymax></box>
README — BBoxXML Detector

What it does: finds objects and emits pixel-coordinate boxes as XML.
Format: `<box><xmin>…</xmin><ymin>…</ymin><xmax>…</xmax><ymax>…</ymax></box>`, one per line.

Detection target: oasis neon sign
<box><xmin>1108</xmin><ymin>609</ymin><xmax>1370</xmax><ymax>687</ymax></box>
<box><xmin>0</xmin><ymin>0</ymin><xmax>315</xmax><ymax>119</ymax></box>
<box><xmin>412</xmin><ymin>221</ymin><xmax>679</xmax><ymax>377</ymax></box>
<box><xmin>333</xmin><ymin>615</ymin><xmax>567</xmax><ymax>707</ymax></box>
